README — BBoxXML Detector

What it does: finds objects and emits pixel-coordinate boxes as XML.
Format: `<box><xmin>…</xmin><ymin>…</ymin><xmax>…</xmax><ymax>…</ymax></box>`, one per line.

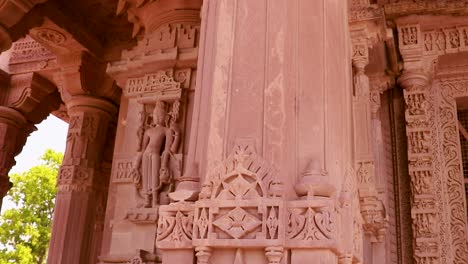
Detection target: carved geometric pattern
<box><xmin>212</xmin><ymin>207</ymin><xmax>261</xmax><ymax>239</ymax></box>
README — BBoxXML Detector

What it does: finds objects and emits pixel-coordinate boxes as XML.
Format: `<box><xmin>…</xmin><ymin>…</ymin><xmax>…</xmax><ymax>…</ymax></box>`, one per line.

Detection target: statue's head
<box><xmin>153</xmin><ymin>101</ymin><xmax>167</xmax><ymax>125</ymax></box>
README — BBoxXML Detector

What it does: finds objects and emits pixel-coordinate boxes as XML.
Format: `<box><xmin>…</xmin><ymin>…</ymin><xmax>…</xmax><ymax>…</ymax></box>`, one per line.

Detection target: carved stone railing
<box><xmin>150</xmin><ymin>141</ymin><xmax>340</xmax><ymax>264</ymax></box>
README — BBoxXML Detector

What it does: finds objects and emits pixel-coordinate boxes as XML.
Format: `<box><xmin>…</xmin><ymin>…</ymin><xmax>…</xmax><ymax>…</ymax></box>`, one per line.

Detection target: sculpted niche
<box><xmin>133</xmin><ymin>99</ymin><xmax>182</xmax><ymax>207</ymax></box>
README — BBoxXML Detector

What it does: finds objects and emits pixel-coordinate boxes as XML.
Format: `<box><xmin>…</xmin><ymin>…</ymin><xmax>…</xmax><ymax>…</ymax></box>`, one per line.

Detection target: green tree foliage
<box><xmin>0</xmin><ymin>149</ymin><xmax>63</xmax><ymax>264</ymax></box>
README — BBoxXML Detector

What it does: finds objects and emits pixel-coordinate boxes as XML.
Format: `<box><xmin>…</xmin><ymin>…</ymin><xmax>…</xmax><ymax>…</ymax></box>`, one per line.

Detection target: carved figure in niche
<box><xmin>134</xmin><ymin>100</ymin><xmax>181</xmax><ymax>208</ymax></box>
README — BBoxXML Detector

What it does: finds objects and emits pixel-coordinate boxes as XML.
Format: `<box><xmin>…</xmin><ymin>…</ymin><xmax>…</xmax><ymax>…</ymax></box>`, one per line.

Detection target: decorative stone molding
<box><xmin>349</xmin><ymin>0</ymin><xmax>384</xmax><ymax>23</ymax></box>
<box><xmin>107</xmin><ymin>23</ymin><xmax>200</xmax><ymax>81</ymax></box>
<box><xmin>383</xmin><ymin>1</ymin><xmax>468</xmax><ymax>17</ymax></box>
<box><xmin>433</xmin><ymin>71</ymin><xmax>468</xmax><ymax>264</ymax></box>
<box><xmin>125</xmin><ymin>208</ymin><xmax>158</xmax><ymax>224</ymax></box>
<box><xmin>99</xmin><ymin>250</ymin><xmax>159</xmax><ymax>264</ymax></box>
<box><xmin>9</xmin><ymin>36</ymin><xmax>55</xmax><ymax>65</ymax></box>
<box><xmin>115</xmin><ymin>0</ymin><xmax>202</xmax><ymax>38</ymax></box>
<box><xmin>123</xmin><ymin>68</ymin><xmax>190</xmax><ymax>98</ymax></box>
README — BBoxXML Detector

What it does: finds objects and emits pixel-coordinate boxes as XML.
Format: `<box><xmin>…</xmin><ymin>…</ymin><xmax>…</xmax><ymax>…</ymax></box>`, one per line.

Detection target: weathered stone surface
<box><xmin>0</xmin><ymin>0</ymin><xmax>466</xmax><ymax>264</ymax></box>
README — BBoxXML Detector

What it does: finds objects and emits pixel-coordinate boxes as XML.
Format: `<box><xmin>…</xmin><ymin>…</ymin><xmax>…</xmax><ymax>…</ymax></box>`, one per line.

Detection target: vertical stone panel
<box><xmin>324</xmin><ymin>0</ymin><xmax>353</xmax><ymax>184</ymax></box>
<box><xmin>226</xmin><ymin>0</ymin><xmax>266</xmax><ymax>151</ymax></box>
<box><xmin>296</xmin><ymin>0</ymin><xmax>325</xmax><ymax>172</ymax></box>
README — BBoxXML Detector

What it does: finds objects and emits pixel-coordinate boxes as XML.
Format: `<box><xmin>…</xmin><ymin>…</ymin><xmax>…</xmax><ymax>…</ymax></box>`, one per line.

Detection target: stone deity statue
<box><xmin>134</xmin><ymin>100</ymin><xmax>180</xmax><ymax>208</ymax></box>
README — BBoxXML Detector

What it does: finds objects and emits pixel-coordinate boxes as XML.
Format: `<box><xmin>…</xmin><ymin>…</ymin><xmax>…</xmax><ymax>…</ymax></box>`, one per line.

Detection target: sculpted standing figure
<box><xmin>139</xmin><ymin>101</ymin><xmax>174</xmax><ymax>207</ymax></box>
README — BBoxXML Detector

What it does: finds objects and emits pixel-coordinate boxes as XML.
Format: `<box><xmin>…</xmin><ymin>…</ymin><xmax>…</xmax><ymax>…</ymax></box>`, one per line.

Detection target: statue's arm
<box><xmin>170</xmin><ymin>125</ymin><xmax>181</xmax><ymax>153</ymax></box>
<box><xmin>163</xmin><ymin>129</ymin><xmax>174</xmax><ymax>156</ymax></box>
<box><xmin>141</xmin><ymin>131</ymin><xmax>150</xmax><ymax>151</ymax></box>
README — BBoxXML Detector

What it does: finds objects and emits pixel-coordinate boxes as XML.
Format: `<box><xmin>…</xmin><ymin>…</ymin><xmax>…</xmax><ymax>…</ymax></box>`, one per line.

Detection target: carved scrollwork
<box><xmin>437</xmin><ymin>80</ymin><xmax>468</xmax><ymax>263</ymax></box>
<box><xmin>156</xmin><ymin>203</ymin><xmax>194</xmax><ymax>249</ymax></box>
<box><xmin>287</xmin><ymin>207</ymin><xmax>335</xmax><ymax>241</ymax></box>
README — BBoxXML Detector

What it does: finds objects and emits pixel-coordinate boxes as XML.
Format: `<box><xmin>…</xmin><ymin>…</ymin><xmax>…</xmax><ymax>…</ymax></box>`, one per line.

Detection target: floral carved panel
<box><xmin>435</xmin><ymin>79</ymin><xmax>468</xmax><ymax>264</ymax></box>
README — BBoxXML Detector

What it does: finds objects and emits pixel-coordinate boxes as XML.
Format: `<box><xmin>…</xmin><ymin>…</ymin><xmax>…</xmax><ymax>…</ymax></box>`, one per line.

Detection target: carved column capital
<box><xmin>66</xmin><ymin>95</ymin><xmax>118</xmax><ymax>119</ymax></box>
<box><xmin>360</xmin><ymin>196</ymin><xmax>388</xmax><ymax>242</ymax></box>
<box><xmin>352</xmin><ymin>41</ymin><xmax>369</xmax><ymax>73</ymax></box>
<box><xmin>55</xmin><ymin>51</ymin><xmax>121</xmax><ymax>104</ymax></box>
<box><xmin>398</xmin><ymin>71</ymin><xmax>429</xmax><ymax>91</ymax></box>
<box><xmin>116</xmin><ymin>0</ymin><xmax>202</xmax><ymax>38</ymax></box>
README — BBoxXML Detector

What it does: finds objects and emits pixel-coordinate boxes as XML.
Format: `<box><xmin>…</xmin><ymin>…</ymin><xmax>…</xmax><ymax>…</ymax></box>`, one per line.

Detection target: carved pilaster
<box><xmin>398</xmin><ymin>71</ymin><xmax>441</xmax><ymax>264</ymax></box>
<box><xmin>48</xmin><ymin>95</ymin><xmax>117</xmax><ymax>264</ymax></box>
<box><xmin>351</xmin><ymin>28</ymin><xmax>388</xmax><ymax>244</ymax></box>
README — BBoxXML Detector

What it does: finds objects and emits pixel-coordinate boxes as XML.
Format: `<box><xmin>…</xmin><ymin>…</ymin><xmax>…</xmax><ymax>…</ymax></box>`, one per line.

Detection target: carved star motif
<box><xmin>213</xmin><ymin>207</ymin><xmax>261</xmax><ymax>239</ymax></box>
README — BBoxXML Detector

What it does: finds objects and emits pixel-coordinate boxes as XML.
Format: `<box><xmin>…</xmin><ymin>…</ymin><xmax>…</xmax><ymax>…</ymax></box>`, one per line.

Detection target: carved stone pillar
<box><xmin>47</xmin><ymin>95</ymin><xmax>117</xmax><ymax>264</ymax></box>
<box><xmin>351</xmin><ymin>29</ymin><xmax>388</xmax><ymax>244</ymax></box>
<box><xmin>0</xmin><ymin>106</ymin><xmax>32</xmax><ymax>209</ymax></box>
<box><xmin>191</xmin><ymin>0</ymin><xmax>351</xmax><ymax>263</ymax></box>
<box><xmin>398</xmin><ymin>71</ymin><xmax>440</xmax><ymax>264</ymax></box>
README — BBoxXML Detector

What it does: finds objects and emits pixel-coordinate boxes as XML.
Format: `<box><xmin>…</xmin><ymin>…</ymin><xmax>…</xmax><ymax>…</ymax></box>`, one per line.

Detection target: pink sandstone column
<box><xmin>47</xmin><ymin>96</ymin><xmax>117</xmax><ymax>264</ymax></box>
<box><xmin>192</xmin><ymin>0</ymin><xmax>352</xmax><ymax>263</ymax></box>
<box><xmin>0</xmin><ymin>106</ymin><xmax>33</xmax><ymax>210</ymax></box>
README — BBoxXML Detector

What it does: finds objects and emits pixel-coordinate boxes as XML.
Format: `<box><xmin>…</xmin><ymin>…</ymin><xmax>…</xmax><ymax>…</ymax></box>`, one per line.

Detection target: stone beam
<box><xmin>0</xmin><ymin>0</ymin><xmax>48</xmax><ymax>52</ymax></box>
